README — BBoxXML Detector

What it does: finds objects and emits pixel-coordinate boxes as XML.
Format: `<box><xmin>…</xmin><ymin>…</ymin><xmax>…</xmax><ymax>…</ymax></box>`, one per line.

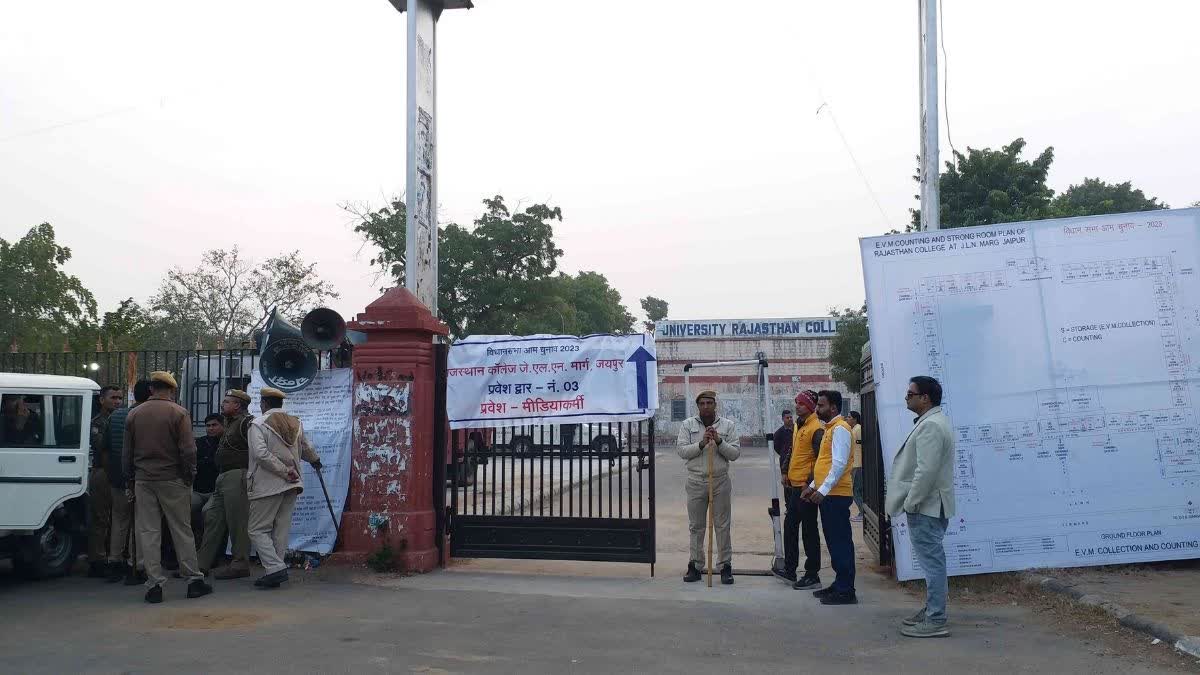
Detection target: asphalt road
<box><xmin>0</xmin><ymin>445</ymin><xmax>1192</xmax><ymax>673</ymax></box>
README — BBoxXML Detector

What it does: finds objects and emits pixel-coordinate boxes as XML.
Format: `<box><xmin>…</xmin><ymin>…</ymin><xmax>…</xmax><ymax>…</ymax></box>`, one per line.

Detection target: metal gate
<box><xmin>448</xmin><ymin>421</ymin><xmax>656</xmax><ymax>566</ymax></box>
<box><xmin>860</xmin><ymin>342</ymin><xmax>893</xmax><ymax>566</ymax></box>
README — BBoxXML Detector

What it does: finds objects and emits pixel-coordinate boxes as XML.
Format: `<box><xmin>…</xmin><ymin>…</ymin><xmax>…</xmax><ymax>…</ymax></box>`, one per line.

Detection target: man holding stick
<box><xmin>675</xmin><ymin>390</ymin><xmax>740</xmax><ymax>585</ymax></box>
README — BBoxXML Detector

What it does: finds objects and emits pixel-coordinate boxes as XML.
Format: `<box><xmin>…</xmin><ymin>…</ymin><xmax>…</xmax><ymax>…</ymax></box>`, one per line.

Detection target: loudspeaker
<box><xmin>258</xmin><ymin>309</ymin><xmax>319</xmax><ymax>393</ymax></box>
<box><xmin>301</xmin><ymin>307</ymin><xmax>347</xmax><ymax>351</ymax></box>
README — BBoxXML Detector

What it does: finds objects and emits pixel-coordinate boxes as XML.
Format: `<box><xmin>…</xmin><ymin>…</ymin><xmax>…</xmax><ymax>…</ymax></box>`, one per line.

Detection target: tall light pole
<box><xmin>918</xmin><ymin>0</ymin><xmax>940</xmax><ymax>231</ymax></box>
<box><xmin>386</xmin><ymin>0</ymin><xmax>473</xmax><ymax>313</ymax></box>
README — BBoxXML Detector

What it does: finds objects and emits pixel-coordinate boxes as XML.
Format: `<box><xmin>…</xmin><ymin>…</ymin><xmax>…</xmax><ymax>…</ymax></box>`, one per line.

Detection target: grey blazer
<box><xmin>885</xmin><ymin>406</ymin><xmax>956</xmax><ymax>519</ymax></box>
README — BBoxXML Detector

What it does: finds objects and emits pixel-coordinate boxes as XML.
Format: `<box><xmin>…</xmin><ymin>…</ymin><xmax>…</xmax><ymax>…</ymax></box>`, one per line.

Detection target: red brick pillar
<box><xmin>335</xmin><ymin>287</ymin><xmax>448</xmax><ymax>572</ymax></box>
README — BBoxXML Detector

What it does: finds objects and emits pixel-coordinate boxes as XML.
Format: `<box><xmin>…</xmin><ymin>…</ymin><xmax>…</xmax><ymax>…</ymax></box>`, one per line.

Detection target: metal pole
<box><xmin>919</xmin><ymin>0</ymin><xmax>940</xmax><ymax>231</ymax></box>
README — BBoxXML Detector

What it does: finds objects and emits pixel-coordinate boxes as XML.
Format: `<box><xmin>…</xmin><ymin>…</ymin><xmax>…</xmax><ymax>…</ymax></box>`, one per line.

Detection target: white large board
<box><xmin>248</xmin><ymin>368</ymin><xmax>352</xmax><ymax>555</ymax></box>
<box><xmin>862</xmin><ymin>208</ymin><xmax>1200</xmax><ymax>581</ymax></box>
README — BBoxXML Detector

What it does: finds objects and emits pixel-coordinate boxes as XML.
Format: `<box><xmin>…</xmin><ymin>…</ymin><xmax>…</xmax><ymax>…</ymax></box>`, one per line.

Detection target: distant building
<box><xmin>653</xmin><ymin>317</ymin><xmax>857</xmax><ymax>445</ymax></box>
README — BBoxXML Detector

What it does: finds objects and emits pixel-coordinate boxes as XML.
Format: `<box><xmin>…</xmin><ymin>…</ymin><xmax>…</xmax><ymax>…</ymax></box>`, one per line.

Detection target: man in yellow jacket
<box><xmin>247</xmin><ymin>387</ymin><xmax>322</xmax><ymax>589</ymax></box>
<box><xmin>802</xmin><ymin>390</ymin><xmax>857</xmax><ymax>605</ymax></box>
<box><xmin>773</xmin><ymin>390</ymin><xmax>824</xmax><ymax>590</ymax></box>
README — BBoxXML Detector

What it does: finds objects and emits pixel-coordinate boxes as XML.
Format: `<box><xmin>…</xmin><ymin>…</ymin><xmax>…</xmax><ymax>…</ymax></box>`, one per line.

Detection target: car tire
<box><xmin>15</xmin><ymin>520</ymin><xmax>78</xmax><ymax>580</ymax></box>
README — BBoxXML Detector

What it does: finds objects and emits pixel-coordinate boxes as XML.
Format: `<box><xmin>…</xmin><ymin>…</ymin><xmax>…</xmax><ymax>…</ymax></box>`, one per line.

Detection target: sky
<box><xmin>2</xmin><ymin>0</ymin><xmax>1198</xmax><ymax>327</ymax></box>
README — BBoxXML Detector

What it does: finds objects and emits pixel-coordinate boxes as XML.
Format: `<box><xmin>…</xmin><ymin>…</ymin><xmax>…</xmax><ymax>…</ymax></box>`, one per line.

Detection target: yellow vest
<box><xmin>813</xmin><ymin>416</ymin><xmax>854</xmax><ymax>497</ymax></box>
<box><xmin>787</xmin><ymin>414</ymin><xmax>822</xmax><ymax>487</ymax></box>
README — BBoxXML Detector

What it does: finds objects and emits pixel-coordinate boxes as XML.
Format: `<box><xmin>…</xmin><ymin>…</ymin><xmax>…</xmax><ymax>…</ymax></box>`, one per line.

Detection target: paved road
<box><xmin>0</xmin><ymin>446</ymin><xmax>1191</xmax><ymax>673</ymax></box>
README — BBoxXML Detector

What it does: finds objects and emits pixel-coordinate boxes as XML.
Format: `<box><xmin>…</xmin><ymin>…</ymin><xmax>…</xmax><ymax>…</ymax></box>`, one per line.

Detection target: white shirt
<box><xmin>813</xmin><ymin>422</ymin><xmax>852</xmax><ymax>496</ymax></box>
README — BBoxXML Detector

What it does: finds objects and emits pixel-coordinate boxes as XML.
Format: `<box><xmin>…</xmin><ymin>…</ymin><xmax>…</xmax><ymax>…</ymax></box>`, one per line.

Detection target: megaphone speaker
<box><xmin>259</xmin><ymin>309</ymin><xmax>320</xmax><ymax>393</ymax></box>
<box><xmin>301</xmin><ymin>307</ymin><xmax>346</xmax><ymax>351</ymax></box>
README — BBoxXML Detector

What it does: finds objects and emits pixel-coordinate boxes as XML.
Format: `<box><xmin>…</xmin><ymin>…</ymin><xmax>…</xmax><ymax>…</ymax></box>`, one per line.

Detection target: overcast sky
<box><xmin>2</xmin><ymin>0</ymin><xmax>1197</xmax><ymax>327</ymax></box>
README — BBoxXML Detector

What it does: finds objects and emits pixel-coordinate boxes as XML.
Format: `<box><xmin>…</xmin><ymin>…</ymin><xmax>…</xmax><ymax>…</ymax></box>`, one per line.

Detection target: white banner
<box><xmin>248</xmin><ymin>368</ymin><xmax>352</xmax><ymax>555</ymax></box>
<box><xmin>862</xmin><ymin>208</ymin><xmax>1200</xmax><ymax>580</ymax></box>
<box><xmin>447</xmin><ymin>334</ymin><xmax>658</xmax><ymax>429</ymax></box>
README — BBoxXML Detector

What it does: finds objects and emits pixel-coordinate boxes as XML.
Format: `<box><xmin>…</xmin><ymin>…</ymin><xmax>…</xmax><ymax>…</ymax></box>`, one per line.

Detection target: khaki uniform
<box><xmin>124</xmin><ymin>397</ymin><xmax>202</xmax><ymax>588</ymax></box>
<box><xmin>87</xmin><ymin>412</ymin><xmax>113</xmax><ymax>563</ymax></box>
<box><xmin>247</xmin><ymin>409</ymin><xmax>319</xmax><ymax>575</ymax></box>
<box><xmin>197</xmin><ymin>414</ymin><xmax>253</xmax><ymax>572</ymax></box>
<box><xmin>675</xmin><ymin>416</ymin><xmax>739</xmax><ymax>568</ymax></box>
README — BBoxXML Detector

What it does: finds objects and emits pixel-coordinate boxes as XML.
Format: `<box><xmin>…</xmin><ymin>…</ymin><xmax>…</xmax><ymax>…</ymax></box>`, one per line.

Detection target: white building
<box><xmin>653</xmin><ymin>318</ymin><xmax>857</xmax><ymax>445</ymax></box>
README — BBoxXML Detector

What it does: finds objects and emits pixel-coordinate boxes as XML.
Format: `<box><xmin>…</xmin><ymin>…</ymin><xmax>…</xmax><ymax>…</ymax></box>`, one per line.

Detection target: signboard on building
<box><xmin>447</xmin><ymin>334</ymin><xmax>658</xmax><ymax>428</ymax></box>
<box><xmin>656</xmin><ymin>318</ymin><xmax>838</xmax><ymax>340</ymax></box>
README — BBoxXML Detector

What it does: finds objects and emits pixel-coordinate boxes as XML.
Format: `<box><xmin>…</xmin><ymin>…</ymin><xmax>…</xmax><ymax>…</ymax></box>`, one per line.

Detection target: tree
<box><xmin>912</xmin><ymin>138</ymin><xmax>1055</xmax><ymax>230</ymax></box>
<box><xmin>640</xmin><ymin>296</ymin><xmax>669</xmax><ymax>332</ymax></box>
<box><xmin>149</xmin><ymin>247</ymin><xmax>339</xmax><ymax>346</ymax></box>
<box><xmin>1051</xmin><ymin>178</ymin><xmax>1167</xmax><ymax>217</ymax></box>
<box><xmin>351</xmin><ymin>194</ymin><xmax>637</xmax><ymax>339</ymax></box>
<box><xmin>828</xmin><ymin>305</ymin><xmax>869</xmax><ymax>393</ymax></box>
<box><xmin>0</xmin><ymin>223</ymin><xmax>97</xmax><ymax>351</ymax></box>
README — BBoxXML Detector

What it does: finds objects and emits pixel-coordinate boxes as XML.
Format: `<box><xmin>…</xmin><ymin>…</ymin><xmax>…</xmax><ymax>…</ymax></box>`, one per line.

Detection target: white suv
<box><xmin>0</xmin><ymin>374</ymin><xmax>98</xmax><ymax>578</ymax></box>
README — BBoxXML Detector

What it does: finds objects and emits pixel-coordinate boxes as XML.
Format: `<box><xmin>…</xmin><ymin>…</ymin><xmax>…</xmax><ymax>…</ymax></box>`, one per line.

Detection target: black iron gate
<box><xmin>448</xmin><ymin>422</ymin><xmax>656</xmax><ymax>566</ymax></box>
<box><xmin>860</xmin><ymin>343</ymin><xmax>893</xmax><ymax>567</ymax></box>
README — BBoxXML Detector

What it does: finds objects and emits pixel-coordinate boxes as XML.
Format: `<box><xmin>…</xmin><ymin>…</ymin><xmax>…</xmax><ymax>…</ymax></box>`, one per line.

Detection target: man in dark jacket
<box><xmin>772</xmin><ymin>410</ymin><xmax>794</xmax><ymax>477</ymax></box>
<box><xmin>106</xmin><ymin>379</ymin><xmax>150</xmax><ymax>584</ymax></box>
<box><xmin>191</xmin><ymin>414</ymin><xmax>224</xmax><ymax>540</ymax></box>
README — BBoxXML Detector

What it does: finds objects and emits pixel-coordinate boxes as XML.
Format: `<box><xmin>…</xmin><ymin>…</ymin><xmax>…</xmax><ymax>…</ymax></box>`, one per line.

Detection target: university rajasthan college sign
<box><xmin>655</xmin><ymin>317</ymin><xmax>839</xmax><ymax>340</ymax></box>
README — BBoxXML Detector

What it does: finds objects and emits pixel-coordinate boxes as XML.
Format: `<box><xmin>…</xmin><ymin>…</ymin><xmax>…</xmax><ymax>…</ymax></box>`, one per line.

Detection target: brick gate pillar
<box><xmin>336</xmin><ymin>287</ymin><xmax>448</xmax><ymax>572</ymax></box>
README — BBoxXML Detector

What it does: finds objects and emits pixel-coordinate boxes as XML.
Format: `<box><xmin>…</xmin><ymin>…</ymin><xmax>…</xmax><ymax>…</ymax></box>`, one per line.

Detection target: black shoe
<box><xmin>255</xmin><ymin>570</ymin><xmax>288</xmax><ymax>589</ymax></box>
<box><xmin>683</xmin><ymin>562</ymin><xmax>702</xmax><ymax>583</ymax></box>
<box><xmin>105</xmin><ymin>562</ymin><xmax>126</xmax><ymax>583</ymax></box>
<box><xmin>813</xmin><ymin>586</ymin><xmax>834</xmax><ymax>599</ymax></box>
<box><xmin>145</xmin><ymin>585</ymin><xmax>163</xmax><ymax>604</ymax></box>
<box><xmin>771</xmin><ymin>565</ymin><xmax>797</xmax><ymax>583</ymax></box>
<box><xmin>124</xmin><ymin>569</ymin><xmax>146</xmax><ymax>586</ymax></box>
<box><xmin>793</xmin><ymin>574</ymin><xmax>822</xmax><ymax>590</ymax></box>
<box><xmin>720</xmin><ymin>564</ymin><xmax>734</xmax><ymax>585</ymax></box>
<box><xmin>186</xmin><ymin>580</ymin><xmax>214</xmax><ymax>599</ymax></box>
<box><xmin>820</xmin><ymin>590</ymin><xmax>858</xmax><ymax>605</ymax></box>
<box><xmin>88</xmin><ymin>561</ymin><xmax>107</xmax><ymax>578</ymax></box>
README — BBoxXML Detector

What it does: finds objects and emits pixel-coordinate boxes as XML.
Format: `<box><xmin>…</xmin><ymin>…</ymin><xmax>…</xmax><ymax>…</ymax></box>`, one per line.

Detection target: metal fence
<box><xmin>859</xmin><ymin>343</ymin><xmax>893</xmax><ymax>567</ymax></box>
<box><xmin>449</xmin><ymin>421</ymin><xmax>656</xmax><ymax>566</ymax></box>
<box><xmin>0</xmin><ymin>349</ymin><xmax>331</xmax><ymax>432</ymax></box>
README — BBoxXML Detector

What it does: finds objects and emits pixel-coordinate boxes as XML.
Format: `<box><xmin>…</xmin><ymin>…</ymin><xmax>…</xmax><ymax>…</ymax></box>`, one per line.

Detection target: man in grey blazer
<box><xmin>886</xmin><ymin>376</ymin><xmax>955</xmax><ymax>638</ymax></box>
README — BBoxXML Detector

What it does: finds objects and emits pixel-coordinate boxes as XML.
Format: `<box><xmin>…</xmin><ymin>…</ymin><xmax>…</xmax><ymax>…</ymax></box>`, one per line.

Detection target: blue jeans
<box><xmin>818</xmin><ymin>496</ymin><xmax>855</xmax><ymax>593</ymax></box>
<box><xmin>907</xmin><ymin>512</ymin><xmax>949</xmax><ymax>624</ymax></box>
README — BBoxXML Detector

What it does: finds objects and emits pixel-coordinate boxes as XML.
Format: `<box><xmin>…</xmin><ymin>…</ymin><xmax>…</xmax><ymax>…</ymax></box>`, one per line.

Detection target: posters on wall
<box><xmin>247</xmin><ymin>368</ymin><xmax>352</xmax><ymax>555</ymax></box>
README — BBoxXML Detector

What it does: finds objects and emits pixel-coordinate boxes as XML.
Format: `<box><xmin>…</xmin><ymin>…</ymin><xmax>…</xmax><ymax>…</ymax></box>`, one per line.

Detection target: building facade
<box><xmin>653</xmin><ymin>317</ymin><xmax>857</xmax><ymax>445</ymax></box>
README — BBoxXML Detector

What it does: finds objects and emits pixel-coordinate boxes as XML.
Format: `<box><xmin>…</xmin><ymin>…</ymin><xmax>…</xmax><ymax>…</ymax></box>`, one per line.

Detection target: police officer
<box><xmin>197</xmin><ymin>389</ymin><xmax>254</xmax><ymax>579</ymax></box>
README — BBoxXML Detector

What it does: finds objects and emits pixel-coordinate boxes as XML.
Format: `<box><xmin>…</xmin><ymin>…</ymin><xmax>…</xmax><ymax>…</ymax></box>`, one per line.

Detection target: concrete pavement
<box><xmin>0</xmin><ymin>446</ymin><xmax>1194</xmax><ymax>673</ymax></box>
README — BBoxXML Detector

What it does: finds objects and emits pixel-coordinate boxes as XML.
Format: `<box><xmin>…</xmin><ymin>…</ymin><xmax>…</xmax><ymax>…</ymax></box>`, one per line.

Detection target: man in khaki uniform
<box><xmin>123</xmin><ymin>371</ymin><xmax>213</xmax><ymax>603</ymax></box>
<box><xmin>675</xmin><ymin>390</ymin><xmax>740</xmax><ymax>585</ymax></box>
<box><xmin>247</xmin><ymin>387</ymin><xmax>322</xmax><ymax>589</ymax></box>
<box><xmin>197</xmin><ymin>390</ymin><xmax>254</xmax><ymax>579</ymax></box>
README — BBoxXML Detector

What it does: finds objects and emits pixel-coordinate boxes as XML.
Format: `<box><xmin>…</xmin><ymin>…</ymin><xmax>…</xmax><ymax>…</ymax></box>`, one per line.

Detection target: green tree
<box><xmin>911</xmin><ymin>138</ymin><xmax>1055</xmax><ymax>230</ymax></box>
<box><xmin>828</xmin><ymin>305</ymin><xmax>869</xmax><ymax>393</ymax></box>
<box><xmin>351</xmin><ymin>195</ymin><xmax>637</xmax><ymax>339</ymax></box>
<box><xmin>0</xmin><ymin>223</ymin><xmax>97</xmax><ymax>351</ymax></box>
<box><xmin>150</xmin><ymin>247</ymin><xmax>339</xmax><ymax>346</ymax></box>
<box><xmin>1051</xmin><ymin>178</ymin><xmax>1167</xmax><ymax>217</ymax></box>
<box><xmin>640</xmin><ymin>296</ymin><xmax>669</xmax><ymax>332</ymax></box>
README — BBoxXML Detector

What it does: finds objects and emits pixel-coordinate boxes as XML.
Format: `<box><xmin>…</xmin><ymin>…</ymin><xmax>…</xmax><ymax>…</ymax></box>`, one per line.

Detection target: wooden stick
<box><xmin>706</xmin><ymin>438</ymin><xmax>715</xmax><ymax>588</ymax></box>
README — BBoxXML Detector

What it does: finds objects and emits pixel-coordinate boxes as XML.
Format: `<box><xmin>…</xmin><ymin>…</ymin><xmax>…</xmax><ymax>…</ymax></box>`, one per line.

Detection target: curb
<box><xmin>1022</xmin><ymin>573</ymin><xmax>1200</xmax><ymax>659</ymax></box>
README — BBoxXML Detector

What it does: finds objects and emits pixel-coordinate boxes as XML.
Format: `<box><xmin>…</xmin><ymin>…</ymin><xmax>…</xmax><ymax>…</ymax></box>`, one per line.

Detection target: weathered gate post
<box><xmin>335</xmin><ymin>287</ymin><xmax>448</xmax><ymax>571</ymax></box>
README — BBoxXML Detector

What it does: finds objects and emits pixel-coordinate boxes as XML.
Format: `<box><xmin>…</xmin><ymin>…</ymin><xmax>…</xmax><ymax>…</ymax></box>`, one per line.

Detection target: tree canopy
<box><xmin>351</xmin><ymin>195</ymin><xmax>636</xmax><ymax>339</ymax></box>
<box><xmin>0</xmin><ymin>223</ymin><xmax>97</xmax><ymax>351</ymax></box>
<box><xmin>828</xmin><ymin>305</ymin><xmax>869</xmax><ymax>393</ymax></box>
<box><xmin>910</xmin><ymin>138</ymin><xmax>1167</xmax><ymax>231</ymax></box>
